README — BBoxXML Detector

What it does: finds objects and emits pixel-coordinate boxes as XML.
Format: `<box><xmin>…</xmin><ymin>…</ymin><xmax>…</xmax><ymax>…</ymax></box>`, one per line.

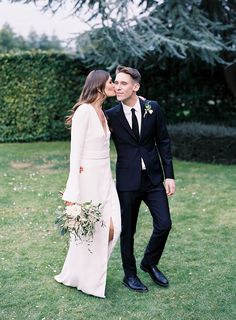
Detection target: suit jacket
<box><xmin>106</xmin><ymin>98</ymin><xmax>174</xmax><ymax>191</ymax></box>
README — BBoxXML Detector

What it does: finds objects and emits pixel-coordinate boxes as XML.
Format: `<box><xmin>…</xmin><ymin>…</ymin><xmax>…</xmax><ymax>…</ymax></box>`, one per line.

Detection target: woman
<box><xmin>55</xmin><ymin>70</ymin><xmax>121</xmax><ymax>298</ymax></box>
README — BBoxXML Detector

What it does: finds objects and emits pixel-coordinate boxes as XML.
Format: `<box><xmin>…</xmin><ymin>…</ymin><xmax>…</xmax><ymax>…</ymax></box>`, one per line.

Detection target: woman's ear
<box><xmin>97</xmin><ymin>88</ymin><xmax>106</xmax><ymax>98</ymax></box>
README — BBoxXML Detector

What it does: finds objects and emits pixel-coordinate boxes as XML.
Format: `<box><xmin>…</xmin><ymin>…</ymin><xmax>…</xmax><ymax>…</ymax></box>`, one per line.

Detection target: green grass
<box><xmin>1</xmin><ymin>142</ymin><xmax>235</xmax><ymax>320</ymax></box>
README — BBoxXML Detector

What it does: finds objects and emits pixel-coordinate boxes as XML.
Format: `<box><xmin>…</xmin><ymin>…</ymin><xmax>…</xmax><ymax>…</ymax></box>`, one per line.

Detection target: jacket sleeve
<box><xmin>155</xmin><ymin>102</ymin><xmax>175</xmax><ymax>179</ymax></box>
<box><xmin>105</xmin><ymin>108</ymin><xmax>114</xmax><ymax>140</ymax></box>
<box><xmin>62</xmin><ymin>105</ymin><xmax>90</xmax><ymax>202</ymax></box>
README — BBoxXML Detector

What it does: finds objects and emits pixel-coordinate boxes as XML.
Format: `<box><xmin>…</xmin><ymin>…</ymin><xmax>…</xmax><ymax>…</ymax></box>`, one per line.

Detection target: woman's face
<box><xmin>104</xmin><ymin>76</ymin><xmax>115</xmax><ymax>97</ymax></box>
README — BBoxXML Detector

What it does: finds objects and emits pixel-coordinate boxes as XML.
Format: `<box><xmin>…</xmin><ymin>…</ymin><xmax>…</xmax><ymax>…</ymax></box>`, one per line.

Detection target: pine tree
<box><xmin>0</xmin><ymin>24</ymin><xmax>63</xmax><ymax>52</ymax></box>
<box><xmin>9</xmin><ymin>0</ymin><xmax>236</xmax><ymax>68</ymax></box>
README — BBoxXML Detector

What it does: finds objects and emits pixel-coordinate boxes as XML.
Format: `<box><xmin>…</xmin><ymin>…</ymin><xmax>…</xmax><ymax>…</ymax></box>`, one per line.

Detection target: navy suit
<box><xmin>106</xmin><ymin>98</ymin><xmax>174</xmax><ymax>277</ymax></box>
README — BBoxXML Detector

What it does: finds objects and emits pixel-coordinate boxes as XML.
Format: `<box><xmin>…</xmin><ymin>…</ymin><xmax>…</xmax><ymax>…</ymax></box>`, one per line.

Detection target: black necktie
<box><xmin>131</xmin><ymin>108</ymin><xmax>139</xmax><ymax>140</ymax></box>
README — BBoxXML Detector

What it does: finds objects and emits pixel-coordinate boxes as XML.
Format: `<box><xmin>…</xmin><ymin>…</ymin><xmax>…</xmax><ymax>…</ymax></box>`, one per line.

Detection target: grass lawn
<box><xmin>1</xmin><ymin>141</ymin><xmax>235</xmax><ymax>320</ymax></box>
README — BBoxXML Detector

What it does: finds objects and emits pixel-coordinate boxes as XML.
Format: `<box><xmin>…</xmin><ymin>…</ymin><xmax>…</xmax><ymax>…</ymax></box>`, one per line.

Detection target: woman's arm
<box><xmin>62</xmin><ymin>105</ymin><xmax>90</xmax><ymax>203</ymax></box>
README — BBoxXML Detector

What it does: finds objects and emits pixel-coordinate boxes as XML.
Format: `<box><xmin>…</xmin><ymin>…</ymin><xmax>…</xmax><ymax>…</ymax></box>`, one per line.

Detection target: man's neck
<box><xmin>122</xmin><ymin>95</ymin><xmax>138</xmax><ymax>108</ymax></box>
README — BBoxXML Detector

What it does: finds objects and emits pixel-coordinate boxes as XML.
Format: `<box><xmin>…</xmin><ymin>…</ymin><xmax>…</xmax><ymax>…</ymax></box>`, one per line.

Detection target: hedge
<box><xmin>139</xmin><ymin>60</ymin><xmax>236</xmax><ymax>126</ymax></box>
<box><xmin>0</xmin><ymin>51</ymin><xmax>87</xmax><ymax>142</ymax></box>
<box><xmin>1</xmin><ymin>52</ymin><xmax>235</xmax><ymax>164</ymax></box>
<box><xmin>168</xmin><ymin>122</ymin><xmax>236</xmax><ymax>164</ymax></box>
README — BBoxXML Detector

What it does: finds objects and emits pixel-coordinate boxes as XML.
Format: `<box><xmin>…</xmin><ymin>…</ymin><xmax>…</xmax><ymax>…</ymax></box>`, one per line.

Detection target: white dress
<box><xmin>55</xmin><ymin>103</ymin><xmax>121</xmax><ymax>298</ymax></box>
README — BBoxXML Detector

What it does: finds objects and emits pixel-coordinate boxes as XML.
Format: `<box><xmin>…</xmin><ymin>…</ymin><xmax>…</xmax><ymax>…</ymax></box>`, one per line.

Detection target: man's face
<box><xmin>114</xmin><ymin>72</ymin><xmax>140</xmax><ymax>102</ymax></box>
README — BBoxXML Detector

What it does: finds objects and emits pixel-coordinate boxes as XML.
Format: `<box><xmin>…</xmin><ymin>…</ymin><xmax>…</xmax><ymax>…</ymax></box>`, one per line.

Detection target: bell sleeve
<box><xmin>62</xmin><ymin>105</ymin><xmax>90</xmax><ymax>203</ymax></box>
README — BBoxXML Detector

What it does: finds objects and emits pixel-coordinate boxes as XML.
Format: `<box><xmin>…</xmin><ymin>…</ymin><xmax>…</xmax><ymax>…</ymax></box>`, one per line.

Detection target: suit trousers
<box><xmin>118</xmin><ymin>170</ymin><xmax>172</xmax><ymax>277</ymax></box>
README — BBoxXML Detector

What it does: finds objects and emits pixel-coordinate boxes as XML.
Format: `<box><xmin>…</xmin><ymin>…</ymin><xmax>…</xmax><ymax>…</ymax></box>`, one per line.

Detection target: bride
<box><xmin>55</xmin><ymin>70</ymin><xmax>121</xmax><ymax>298</ymax></box>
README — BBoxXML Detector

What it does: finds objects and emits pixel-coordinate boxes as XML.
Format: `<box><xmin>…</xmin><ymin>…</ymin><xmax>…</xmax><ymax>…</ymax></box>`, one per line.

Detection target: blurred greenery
<box><xmin>0</xmin><ymin>23</ymin><xmax>64</xmax><ymax>52</ymax></box>
<box><xmin>1</xmin><ymin>1</ymin><xmax>236</xmax><ymax>137</ymax></box>
<box><xmin>72</xmin><ymin>0</ymin><xmax>236</xmax><ymax>68</ymax></box>
<box><xmin>0</xmin><ymin>51</ymin><xmax>235</xmax><ymax>145</ymax></box>
<box><xmin>168</xmin><ymin>122</ymin><xmax>236</xmax><ymax>164</ymax></box>
<box><xmin>12</xmin><ymin>0</ymin><xmax>235</xmax><ymax>67</ymax></box>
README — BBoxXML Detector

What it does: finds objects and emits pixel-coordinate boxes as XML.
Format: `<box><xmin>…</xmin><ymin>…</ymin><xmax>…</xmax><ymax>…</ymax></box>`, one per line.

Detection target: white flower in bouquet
<box><xmin>65</xmin><ymin>204</ymin><xmax>81</xmax><ymax>218</ymax></box>
<box><xmin>55</xmin><ymin>201</ymin><xmax>104</xmax><ymax>243</ymax></box>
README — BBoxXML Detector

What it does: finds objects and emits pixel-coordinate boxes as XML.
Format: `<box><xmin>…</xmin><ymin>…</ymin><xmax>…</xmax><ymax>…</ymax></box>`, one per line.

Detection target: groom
<box><xmin>106</xmin><ymin>66</ymin><xmax>175</xmax><ymax>292</ymax></box>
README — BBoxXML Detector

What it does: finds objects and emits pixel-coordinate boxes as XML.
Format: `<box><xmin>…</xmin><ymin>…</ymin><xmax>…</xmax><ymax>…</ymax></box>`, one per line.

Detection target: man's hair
<box><xmin>116</xmin><ymin>65</ymin><xmax>141</xmax><ymax>83</ymax></box>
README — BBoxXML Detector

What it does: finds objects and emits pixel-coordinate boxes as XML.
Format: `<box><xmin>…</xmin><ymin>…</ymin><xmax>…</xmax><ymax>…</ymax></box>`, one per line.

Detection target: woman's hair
<box><xmin>66</xmin><ymin>70</ymin><xmax>110</xmax><ymax>126</ymax></box>
<box><xmin>115</xmin><ymin>65</ymin><xmax>141</xmax><ymax>83</ymax></box>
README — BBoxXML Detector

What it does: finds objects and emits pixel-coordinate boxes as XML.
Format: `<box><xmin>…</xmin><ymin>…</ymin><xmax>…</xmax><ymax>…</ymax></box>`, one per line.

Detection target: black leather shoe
<box><xmin>123</xmin><ymin>275</ymin><xmax>148</xmax><ymax>293</ymax></box>
<box><xmin>140</xmin><ymin>263</ymin><xmax>169</xmax><ymax>287</ymax></box>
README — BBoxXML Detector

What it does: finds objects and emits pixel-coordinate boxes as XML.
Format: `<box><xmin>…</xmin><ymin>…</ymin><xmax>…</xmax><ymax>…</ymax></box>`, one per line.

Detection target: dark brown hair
<box><xmin>66</xmin><ymin>70</ymin><xmax>110</xmax><ymax>126</ymax></box>
<box><xmin>116</xmin><ymin>65</ymin><xmax>141</xmax><ymax>83</ymax></box>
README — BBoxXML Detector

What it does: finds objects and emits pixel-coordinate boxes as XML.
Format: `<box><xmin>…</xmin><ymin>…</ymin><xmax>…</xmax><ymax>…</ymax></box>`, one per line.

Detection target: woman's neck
<box><xmin>91</xmin><ymin>98</ymin><xmax>103</xmax><ymax>110</ymax></box>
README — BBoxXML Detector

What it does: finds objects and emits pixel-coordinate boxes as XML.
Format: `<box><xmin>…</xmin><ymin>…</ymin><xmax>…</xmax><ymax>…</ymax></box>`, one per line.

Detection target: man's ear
<box><xmin>133</xmin><ymin>83</ymin><xmax>140</xmax><ymax>92</ymax></box>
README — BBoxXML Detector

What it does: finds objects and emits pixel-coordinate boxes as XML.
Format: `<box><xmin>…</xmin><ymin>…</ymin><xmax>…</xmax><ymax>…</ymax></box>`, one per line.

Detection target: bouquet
<box><xmin>55</xmin><ymin>201</ymin><xmax>104</xmax><ymax>243</ymax></box>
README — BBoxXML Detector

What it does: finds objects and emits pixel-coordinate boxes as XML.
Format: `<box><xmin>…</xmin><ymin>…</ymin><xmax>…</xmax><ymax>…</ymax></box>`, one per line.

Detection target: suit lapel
<box><xmin>115</xmin><ymin>99</ymin><xmax>150</xmax><ymax>141</ymax></box>
<box><xmin>140</xmin><ymin>98</ymin><xmax>148</xmax><ymax>141</ymax></box>
<box><xmin>116</xmin><ymin>103</ymin><xmax>137</xmax><ymax>140</ymax></box>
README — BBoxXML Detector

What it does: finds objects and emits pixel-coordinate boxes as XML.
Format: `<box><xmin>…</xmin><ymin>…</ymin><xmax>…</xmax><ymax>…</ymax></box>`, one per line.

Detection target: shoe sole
<box><xmin>122</xmin><ymin>281</ymin><xmax>149</xmax><ymax>293</ymax></box>
<box><xmin>140</xmin><ymin>265</ymin><xmax>169</xmax><ymax>288</ymax></box>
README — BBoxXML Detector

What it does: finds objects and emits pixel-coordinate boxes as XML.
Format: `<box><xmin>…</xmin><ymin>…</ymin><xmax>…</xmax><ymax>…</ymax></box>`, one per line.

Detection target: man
<box><xmin>106</xmin><ymin>66</ymin><xmax>175</xmax><ymax>293</ymax></box>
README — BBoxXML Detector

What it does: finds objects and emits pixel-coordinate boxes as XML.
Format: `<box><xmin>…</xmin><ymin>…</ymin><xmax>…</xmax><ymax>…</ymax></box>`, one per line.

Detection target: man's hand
<box><xmin>165</xmin><ymin>178</ymin><xmax>175</xmax><ymax>196</ymax></box>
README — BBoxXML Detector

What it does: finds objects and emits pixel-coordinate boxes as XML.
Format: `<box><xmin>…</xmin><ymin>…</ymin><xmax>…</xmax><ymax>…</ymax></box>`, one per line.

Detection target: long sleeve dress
<box><xmin>55</xmin><ymin>103</ymin><xmax>121</xmax><ymax>298</ymax></box>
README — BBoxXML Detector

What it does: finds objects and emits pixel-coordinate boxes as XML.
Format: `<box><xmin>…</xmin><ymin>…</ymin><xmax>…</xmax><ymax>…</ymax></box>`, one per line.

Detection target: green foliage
<box><xmin>73</xmin><ymin>0</ymin><xmax>236</xmax><ymax>69</ymax></box>
<box><xmin>0</xmin><ymin>23</ymin><xmax>28</xmax><ymax>52</ymax></box>
<box><xmin>0</xmin><ymin>23</ymin><xmax>64</xmax><ymax>52</ymax></box>
<box><xmin>27</xmin><ymin>32</ymin><xmax>63</xmax><ymax>51</ymax></box>
<box><xmin>138</xmin><ymin>61</ymin><xmax>236</xmax><ymax>125</ymax></box>
<box><xmin>9</xmin><ymin>0</ymin><xmax>236</xmax><ymax>68</ymax></box>
<box><xmin>0</xmin><ymin>51</ymin><xmax>86</xmax><ymax>142</ymax></box>
<box><xmin>168</xmin><ymin>122</ymin><xmax>236</xmax><ymax>164</ymax></box>
<box><xmin>5</xmin><ymin>1</ymin><xmax>234</xmax><ymax>128</ymax></box>
<box><xmin>0</xmin><ymin>52</ymin><xmax>234</xmax><ymax>143</ymax></box>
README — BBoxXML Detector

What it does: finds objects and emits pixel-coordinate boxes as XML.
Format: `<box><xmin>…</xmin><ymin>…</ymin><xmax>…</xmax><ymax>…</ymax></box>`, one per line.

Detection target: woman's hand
<box><xmin>63</xmin><ymin>167</ymin><xmax>84</xmax><ymax>205</ymax></box>
<box><xmin>64</xmin><ymin>201</ymin><xmax>75</xmax><ymax>206</ymax></box>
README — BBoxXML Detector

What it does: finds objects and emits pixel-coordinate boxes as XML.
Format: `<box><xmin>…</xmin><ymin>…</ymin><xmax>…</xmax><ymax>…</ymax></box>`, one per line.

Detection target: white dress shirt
<box><xmin>122</xmin><ymin>99</ymin><xmax>146</xmax><ymax>170</ymax></box>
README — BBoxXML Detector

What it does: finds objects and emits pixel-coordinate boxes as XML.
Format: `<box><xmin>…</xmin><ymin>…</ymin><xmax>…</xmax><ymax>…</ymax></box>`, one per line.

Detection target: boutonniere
<box><xmin>143</xmin><ymin>101</ymin><xmax>153</xmax><ymax>118</ymax></box>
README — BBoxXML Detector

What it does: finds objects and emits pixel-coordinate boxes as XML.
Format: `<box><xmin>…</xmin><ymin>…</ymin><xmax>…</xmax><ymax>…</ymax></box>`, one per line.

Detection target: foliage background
<box><xmin>0</xmin><ymin>52</ymin><xmax>235</xmax><ymax>141</ymax></box>
<box><xmin>0</xmin><ymin>23</ymin><xmax>63</xmax><ymax>52</ymax></box>
<box><xmin>0</xmin><ymin>52</ymin><xmax>86</xmax><ymax>142</ymax></box>
<box><xmin>139</xmin><ymin>61</ymin><xmax>235</xmax><ymax>125</ymax></box>
<box><xmin>0</xmin><ymin>0</ymin><xmax>235</xmax><ymax>162</ymax></box>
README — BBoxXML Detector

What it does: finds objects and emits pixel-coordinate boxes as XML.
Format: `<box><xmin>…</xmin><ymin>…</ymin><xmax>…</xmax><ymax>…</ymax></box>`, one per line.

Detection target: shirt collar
<box><xmin>122</xmin><ymin>98</ymin><xmax>140</xmax><ymax>114</ymax></box>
